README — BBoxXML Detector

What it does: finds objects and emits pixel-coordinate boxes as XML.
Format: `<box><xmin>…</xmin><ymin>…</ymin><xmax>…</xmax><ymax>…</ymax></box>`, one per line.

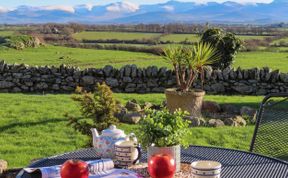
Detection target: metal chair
<box><xmin>250</xmin><ymin>93</ymin><xmax>288</xmax><ymax>161</ymax></box>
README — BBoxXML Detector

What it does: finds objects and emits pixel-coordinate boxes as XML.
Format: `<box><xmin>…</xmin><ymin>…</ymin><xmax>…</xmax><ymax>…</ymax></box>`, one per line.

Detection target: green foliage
<box><xmin>68</xmin><ymin>83</ymin><xmax>119</xmax><ymax>136</ymax></box>
<box><xmin>5</xmin><ymin>35</ymin><xmax>40</xmax><ymax>50</ymax></box>
<box><xmin>162</xmin><ymin>42</ymin><xmax>220</xmax><ymax>91</ymax></box>
<box><xmin>138</xmin><ymin>109</ymin><xmax>192</xmax><ymax>148</ymax></box>
<box><xmin>201</xmin><ymin>28</ymin><xmax>242</xmax><ymax>69</ymax></box>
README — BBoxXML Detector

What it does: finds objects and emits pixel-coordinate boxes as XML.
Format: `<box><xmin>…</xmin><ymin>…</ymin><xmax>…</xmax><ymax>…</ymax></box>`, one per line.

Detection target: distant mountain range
<box><xmin>0</xmin><ymin>0</ymin><xmax>287</xmax><ymax>24</ymax></box>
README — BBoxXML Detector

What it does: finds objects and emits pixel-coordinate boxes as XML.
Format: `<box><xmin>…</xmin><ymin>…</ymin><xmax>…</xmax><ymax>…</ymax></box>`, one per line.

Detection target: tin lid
<box><xmin>191</xmin><ymin>161</ymin><xmax>221</xmax><ymax>170</ymax></box>
<box><xmin>102</xmin><ymin>125</ymin><xmax>125</xmax><ymax>138</ymax></box>
<box><xmin>117</xmin><ymin>140</ymin><xmax>136</xmax><ymax>147</ymax></box>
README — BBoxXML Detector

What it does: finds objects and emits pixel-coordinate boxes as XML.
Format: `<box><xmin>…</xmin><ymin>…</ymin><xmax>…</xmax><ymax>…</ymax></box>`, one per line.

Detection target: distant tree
<box><xmin>69</xmin><ymin>23</ymin><xmax>85</xmax><ymax>33</ymax></box>
<box><xmin>201</xmin><ymin>28</ymin><xmax>242</xmax><ymax>69</ymax></box>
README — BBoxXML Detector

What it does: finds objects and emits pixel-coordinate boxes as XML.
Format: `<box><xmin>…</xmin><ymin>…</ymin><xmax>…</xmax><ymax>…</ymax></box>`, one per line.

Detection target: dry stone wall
<box><xmin>0</xmin><ymin>60</ymin><xmax>288</xmax><ymax>95</ymax></box>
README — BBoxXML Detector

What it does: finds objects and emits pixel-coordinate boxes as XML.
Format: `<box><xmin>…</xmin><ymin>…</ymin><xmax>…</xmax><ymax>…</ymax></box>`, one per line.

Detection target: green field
<box><xmin>237</xmin><ymin>35</ymin><xmax>271</xmax><ymax>41</ymax></box>
<box><xmin>0</xmin><ymin>45</ymin><xmax>287</xmax><ymax>72</ymax></box>
<box><xmin>73</xmin><ymin>31</ymin><xmax>271</xmax><ymax>43</ymax></box>
<box><xmin>159</xmin><ymin>34</ymin><xmax>270</xmax><ymax>43</ymax></box>
<box><xmin>0</xmin><ymin>45</ymin><xmax>165</xmax><ymax>68</ymax></box>
<box><xmin>271</xmin><ymin>37</ymin><xmax>288</xmax><ymax>45</ymax></box>
<box><xmin>73</xmin><ymin>31</ymin><xmax>160</xmax><ymax>41</ymax></box>
<box><xmin>234</xmin><ymin>51</ymin><xmax>288</xmax><ymax>71</ymax></box>
<box><xmin>0</xmin><ymin>93</ymin><xmax>260</xmax><ymax>168</ymax></box>
<box><xmin>160</xmin><ymin>34</ymin><xmax>200</xmax><ymax>43</ymax></box>
<box><xmin>258</xmin><ymin>46</ymin><xmax>288</xmax><ymax>52</ymax></box>
<box><xmin>0</xmin><ymin>31</ymin><xmax>14</xmax><ymax>37</ymax></box>
<box><xmin>273</xmin><ymin>47</ymin><xmax>288</xmax><ymax>52</ymax></box>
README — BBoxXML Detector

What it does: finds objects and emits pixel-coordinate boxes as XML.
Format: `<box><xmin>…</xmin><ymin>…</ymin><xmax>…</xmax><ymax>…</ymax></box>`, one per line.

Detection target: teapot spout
<box><xmin>91</xmin><ymin>128</ymin><xmax>99</xmax><ymax>137</ymax></box>
<box><xmin>91</xmin><ymin>128</ymin><xmax>99</xmax><ymax>148</ymax></box>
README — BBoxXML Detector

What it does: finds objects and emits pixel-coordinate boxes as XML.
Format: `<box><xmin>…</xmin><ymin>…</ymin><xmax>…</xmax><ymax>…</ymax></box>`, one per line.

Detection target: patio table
<box><xmin>17</xmin><ymin>145</ymin><xmax>288</xmax><ymax>178</ymax></box>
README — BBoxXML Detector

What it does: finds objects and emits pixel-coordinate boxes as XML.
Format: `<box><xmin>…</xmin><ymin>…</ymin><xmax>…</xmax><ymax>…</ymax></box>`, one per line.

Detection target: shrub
<box><xmin>68</xmin><ymin>83</ymin><xmax>119</xmax><ymax>136</ymax></box>
<box><xmin>138</xmin><ymin>109</ymin><xmax>191</xmax><ymax>149</ymax></box>
<box><xmin>201</xmin><ymin>28</ymin><xmax>242</xmax><ymax>69</ymax></box>
<box><xmin>5</xmin><ymin>35</ymin><xmax>40</xmax><ymax>50</ymax></box>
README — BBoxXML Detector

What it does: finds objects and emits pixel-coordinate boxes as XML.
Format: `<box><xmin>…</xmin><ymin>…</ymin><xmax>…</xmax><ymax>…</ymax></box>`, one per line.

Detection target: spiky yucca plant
<box><xmin>162</xmin><ymin>42</ymin><xmax>220</xmax><ymax>92</ymax></box>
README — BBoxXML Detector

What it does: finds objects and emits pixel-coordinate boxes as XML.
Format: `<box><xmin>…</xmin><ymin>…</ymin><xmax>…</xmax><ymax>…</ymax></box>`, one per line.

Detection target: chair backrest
<box><xmin>250</xmin><ymin>93</ymin><xmax>288</xmax><ymax>161</ymax></box>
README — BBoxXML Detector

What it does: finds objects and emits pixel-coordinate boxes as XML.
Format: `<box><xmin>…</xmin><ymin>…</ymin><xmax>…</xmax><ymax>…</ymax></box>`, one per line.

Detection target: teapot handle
<box><xmin>126</xmin><ymin>133</ymin><xmax>137</xmax><ymax>143</ymax></box>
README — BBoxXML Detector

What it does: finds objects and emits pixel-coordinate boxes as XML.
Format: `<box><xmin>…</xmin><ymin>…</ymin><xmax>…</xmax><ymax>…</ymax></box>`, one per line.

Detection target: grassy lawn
<box><xmin>0</xmin><ymin>93</ymin><xmax>262</xmax><ymax>168</ymax></box>
<box><xmin>0</xmin><ymin>45</ymin><xmax>287</xmax><ymax>72</ymax></box>
<box><xmin>116</xmin><ymin>93</ymin><xmax>262</xmax><ymax>109</ymax></box>
<box><xmin>271</xmin><ymin>37</ymin><xmax>288</xmax><ymax>45</ymax></box>
<box><xmin>273</xmin><ymin>47</ymin><xmax>288</xmax><ymax>52</ymax></box>
<box><xmin>160</xmin><ymin>34</ymin><xmax>200</xmax><ymax>43</ymax></box>
<box><xmin>73</xmin><ymin>32</ymin><xmax>270</xmax><ymax>43</ymax></box>
<box><xmin>159</xmin><ymin>34</ymin><xmax>270</xmax><ymax>43</ymax></box>
<box><xmin>237</xmin><ymin>35</ymin><xmax>271</xmax><ymax>41</ymax></box>
<box><xmin>0</xmin><ymin>45</ymin><xmax>164</xmax><ymax>69</ymax></box>
<box><xmin>73</xmin><ymin>31</ymin><xmax>160</xmax><ymax>41</ymax></box>
<box><xmin>0</xmin><ymin>31</ymin><xmax>14</xmax><ymax>37</ymax></box>
<box><xmin>234</xmin><ymin>51</ymin><xmax>288</xmax><ymax>72</ymax></box>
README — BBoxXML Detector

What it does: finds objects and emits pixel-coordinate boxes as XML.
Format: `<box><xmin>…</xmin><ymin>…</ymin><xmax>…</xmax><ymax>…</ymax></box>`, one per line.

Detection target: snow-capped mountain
<box><xmin>0</xmin><ymin>0</ymin><xmax>287</xmax><ymax>24</ymax></box>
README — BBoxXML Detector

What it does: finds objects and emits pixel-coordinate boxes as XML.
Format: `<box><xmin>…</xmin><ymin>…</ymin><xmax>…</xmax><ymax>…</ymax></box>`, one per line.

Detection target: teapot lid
<box><xmin>102</xmin><ymin>125</ymin><xmax>125</xmax><ymax>138</ymax></box>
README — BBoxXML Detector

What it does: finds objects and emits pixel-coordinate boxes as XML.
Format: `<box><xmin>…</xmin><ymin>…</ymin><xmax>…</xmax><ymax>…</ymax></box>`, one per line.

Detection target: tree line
<box><xmin>13</xmin><ymin>23</ymin><xmax>287</xmax><ymax>36</ymax></box>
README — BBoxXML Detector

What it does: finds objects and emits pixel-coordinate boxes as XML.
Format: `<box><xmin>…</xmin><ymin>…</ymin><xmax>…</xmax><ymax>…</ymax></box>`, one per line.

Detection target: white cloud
<box><xmin>106</xmin><ymin>1</ymin><xmax>139</xmax><ymax>13</ymax></box>
<box><xmin>98</xmin><ymin>0</ymin><xmax>274</xmax><ymax>5</ymax></box>
<box><xmin>0</xmin><ymin>6</ymin><xmax>9</xmax><ymax>13</ymax></box>
<box><xmin>74</xmin><ymin>4</ymin><xmax>94</xmax><ymax>11</ymax></box>
<box><xmin>40</xmin><ymin>5</ymin><xmax>75</xmax><ymax>13</ymax></box>
<box><xmin>179</xmin><ymin>0</ymin><xmax>274</xmax><ymax>4</ymax></box>
<box><xmin>162</xmin><ymin>5</ymin><xmax>174</xmax><ymax>12</ymax></box>
<box><xmin>85</xmin><ymin>4</ymin><xmax>94</xmax><ymax>11</ymax></box>
<box><xmin>78</xmin><ymin>4</ymin><xmax>94</xmax><ymax>11</ymax></box>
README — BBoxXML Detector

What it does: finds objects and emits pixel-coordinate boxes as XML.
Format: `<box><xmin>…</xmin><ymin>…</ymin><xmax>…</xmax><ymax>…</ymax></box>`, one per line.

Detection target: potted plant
<box><xmin>162</xmin><ymin>42</ymin><xmax>220</xmax><ymax>117</ymax></box>
<box><xmin>138</xmin><ymin>109</ymin><xmax>191</xmax><ymax>172</ymax></box>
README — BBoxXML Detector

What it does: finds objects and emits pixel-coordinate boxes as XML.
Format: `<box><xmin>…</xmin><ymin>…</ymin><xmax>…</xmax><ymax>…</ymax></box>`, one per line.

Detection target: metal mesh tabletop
<box><xmin>18</xmin><ymin>146</ymin><xmax>288</xmax><ymax>178</ymax></box>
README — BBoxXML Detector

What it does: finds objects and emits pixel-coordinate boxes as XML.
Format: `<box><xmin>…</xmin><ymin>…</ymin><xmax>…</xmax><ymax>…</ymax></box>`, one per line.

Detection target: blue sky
<box><xmin>0</xmin><ymin>0</ymin><xmax>274</xmax><ymax>8</ymax></box>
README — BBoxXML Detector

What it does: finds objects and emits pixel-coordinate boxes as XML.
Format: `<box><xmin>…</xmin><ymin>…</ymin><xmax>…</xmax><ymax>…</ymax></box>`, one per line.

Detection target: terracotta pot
<box><xmin>148</xmin><ymin>145</ymin><xmax>181</xmax><ymax>172</ymax></box>
<box><xmin>165</xmin><ymin>88</ymin><xmax>205</xmax><ymax>118</ymax></box>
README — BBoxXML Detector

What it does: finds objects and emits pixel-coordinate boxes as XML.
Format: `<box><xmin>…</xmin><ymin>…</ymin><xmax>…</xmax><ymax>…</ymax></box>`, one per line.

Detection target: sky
<box><xmin>0</xmin><ymin>0</ymin><xmax>275</xmax><ymax>8</ymax></box>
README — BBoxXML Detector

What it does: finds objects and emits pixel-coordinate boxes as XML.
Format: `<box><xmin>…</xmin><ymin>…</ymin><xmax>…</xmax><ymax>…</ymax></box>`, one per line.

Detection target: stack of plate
<box><xmin>191</xmin><ymin>160</ymin><xmax>222</xmax><ymax>178</ymax></box>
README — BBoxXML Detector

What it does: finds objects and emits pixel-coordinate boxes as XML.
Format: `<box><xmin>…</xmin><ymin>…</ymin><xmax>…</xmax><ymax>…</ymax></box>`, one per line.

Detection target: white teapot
<box><xmin>91</xmin><ymin>125</ymin><xmax>136</xmax><ymax>158</ymax></box>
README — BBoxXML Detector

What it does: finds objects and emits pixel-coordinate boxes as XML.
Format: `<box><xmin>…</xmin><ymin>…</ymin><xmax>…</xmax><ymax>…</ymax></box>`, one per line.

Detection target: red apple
<box><xmin>148</xmin><ymin>154</ymin><xmax>176</xmax><ymax>178</ymax></box>
<box><xmin>60</xmin><ymin>159</ymin><xmax>89</xmax><ymax>178</ymax></box>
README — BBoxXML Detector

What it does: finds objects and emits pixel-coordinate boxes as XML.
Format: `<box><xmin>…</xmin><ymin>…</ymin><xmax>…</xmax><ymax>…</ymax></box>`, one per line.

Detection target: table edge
<box><xmin>28</xmin><ymin>145</ymin><xmax>288</xmax><ymax>168</ymax></box>
<box><xmin>189</xmin><ymin>145</ymin><xmax>288</xmax><ymax>165</ymax></box>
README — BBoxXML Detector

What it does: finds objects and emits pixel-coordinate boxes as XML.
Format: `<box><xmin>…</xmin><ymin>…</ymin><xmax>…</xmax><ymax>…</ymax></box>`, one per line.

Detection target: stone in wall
<box><xmin>103</xmin><ymin>65</ymin><xmax>113</xmax><ymax>77</ymax></box>
<box><xmin>106</xmin><ymin>78</ymin><xmax>119</xmax><ymax>87</ymax></box>
<box><xmin>280</xmin><ymin>73</ymin><xmax>288</xmax><ymax>83</ymax></box>
<box><xmin>232</xmin><ymin>85</ymin><xmax>254</xmax><ymax>95</ymax></box>
<box><xmin>0</xmin><ymin>60</ymin><xmax>287</xmax><ymax>95</ymax></box>
<box><xmin>211</xmin><ymin>83</ymin><xmax>225</xmax><ymax>93</ymax></box>
<box><xmin>81</xmin><ymin>76</ymin><xmax>95</xmax><ymax>85</ymax></box>
<box><xmin>0</xmin><ymin>81</ymin><xmax>14</xmax><ymax>89</ymax></box>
